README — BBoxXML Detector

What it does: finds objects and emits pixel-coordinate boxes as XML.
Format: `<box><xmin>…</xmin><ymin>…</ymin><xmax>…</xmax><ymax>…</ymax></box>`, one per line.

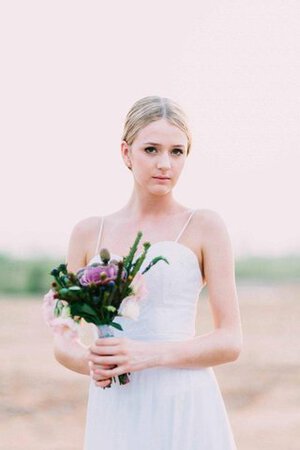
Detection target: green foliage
<box><xmin>0</xmin><ymin>253</ymin><xmax>62</xmax><ymax>296</ymax></box>
<box><xmin>0</xmin><ymin>251</ymin><xmax>299</xmax><ymax>297</ymax></box>
<box><xmin>235</xmin><ymin>254</ymin><xmax>300</xmax><ymax>282</ymax></box>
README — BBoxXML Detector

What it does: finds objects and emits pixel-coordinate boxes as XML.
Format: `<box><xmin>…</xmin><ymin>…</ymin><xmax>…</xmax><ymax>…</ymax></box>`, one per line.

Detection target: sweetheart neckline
<box><xmin>89</xmin><ymin>240</ymin><xmax>204</xmax><ymax>285</ymax></box>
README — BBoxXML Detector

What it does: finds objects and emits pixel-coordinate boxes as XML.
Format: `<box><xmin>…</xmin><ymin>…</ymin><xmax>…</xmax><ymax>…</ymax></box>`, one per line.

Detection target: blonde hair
<box><xmin>121</xmin><ymin>96</ymin><xmax>192</xmax><ymax>161</ymax></box>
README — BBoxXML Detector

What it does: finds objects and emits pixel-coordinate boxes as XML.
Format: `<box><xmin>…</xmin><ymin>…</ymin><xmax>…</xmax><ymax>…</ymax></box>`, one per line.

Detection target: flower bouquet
<box><xmin>42</xmin><ymin>231</ymin><xmax>169</xmax><ymax>386</ymax></box>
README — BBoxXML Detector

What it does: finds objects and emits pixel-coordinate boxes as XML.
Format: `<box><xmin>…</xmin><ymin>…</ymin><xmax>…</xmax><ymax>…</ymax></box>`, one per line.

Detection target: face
<box><xmin>121</xmin><ymin>118</ymin><xmax>188</xmax><ymax>194</ymax></box>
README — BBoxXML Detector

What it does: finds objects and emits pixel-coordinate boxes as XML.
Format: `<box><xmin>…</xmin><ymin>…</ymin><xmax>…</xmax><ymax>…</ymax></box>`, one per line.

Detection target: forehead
<box><xmin>135</xmin><ymin>118</ymin><xmax>187</xmax><ymax>146</ymax></box>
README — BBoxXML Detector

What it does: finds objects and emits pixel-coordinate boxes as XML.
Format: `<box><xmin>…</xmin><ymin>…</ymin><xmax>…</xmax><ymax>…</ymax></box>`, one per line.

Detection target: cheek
<box><xmin>134</xmin><ymin>157</ymin><xmax>152</xmax><ymax>176</ymax></box>
<box><xmin>176</xmin><ymin>159</ymin><xmax>186</xmax><ymax>172</ymax></box>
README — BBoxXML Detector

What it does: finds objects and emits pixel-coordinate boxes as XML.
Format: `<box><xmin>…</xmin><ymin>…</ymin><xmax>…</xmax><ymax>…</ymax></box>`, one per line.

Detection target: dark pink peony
<box><xmin>78</xmin><ymin>263</ymin><xmax>126</xmax><ymax>286</ymax></box>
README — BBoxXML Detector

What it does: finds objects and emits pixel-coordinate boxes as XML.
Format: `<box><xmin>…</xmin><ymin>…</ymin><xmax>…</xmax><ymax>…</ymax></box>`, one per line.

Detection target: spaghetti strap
<box><xmin>94</xmin><ymin>210</ymin><xmax>196</xmax><ymax>255</ymax></box>
<box><xmin>94</xmin><ymin>216</ymin><xmax>104</xmax><ymax>255</ymax></box>
<box><xmin>175</xmin><ymin>209</ymin><xmax>197</xmax><ymax>242</ymax></box>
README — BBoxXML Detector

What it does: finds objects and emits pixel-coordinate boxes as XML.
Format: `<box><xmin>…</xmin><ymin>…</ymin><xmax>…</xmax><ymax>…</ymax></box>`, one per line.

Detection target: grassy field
<box><xmin>0</xmin><ymin>252</ymin><xmax>299</xmax><ymax>296</ymax></box>
<box><xmin>1</xmin><ymin>281</ymin><xmax>299</xmax><ymax>449</ymax></box>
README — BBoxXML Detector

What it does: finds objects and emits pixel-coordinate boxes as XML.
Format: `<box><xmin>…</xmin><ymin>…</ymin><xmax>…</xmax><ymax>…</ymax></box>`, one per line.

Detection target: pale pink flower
<box><xmin>129</xmin><ymin>273</ymin><xmax>148</xmax><ymax>300</ymax></box>
<box><xmin>42</xmin><ymin>289</ymin><xmax>80</xmax><ymax>341</ymax></box>
<box><xmin>50</xmin><ymin>317</ymin><xmax>80</xmax><ymax>340</ymax></box>
<box><xmin>42</xmin><ymin>289</ymin><xmax>57</xmax><ymax>325</ymax></box>
<box><xmin>118</xmin><ymin>274</ymin><xmax>148</xmax><ymax>320</ymax></box>
<box><xmin>118</xmin><ymin>296</ymin><xmax>140</xmax><ymax>320</ymax></box>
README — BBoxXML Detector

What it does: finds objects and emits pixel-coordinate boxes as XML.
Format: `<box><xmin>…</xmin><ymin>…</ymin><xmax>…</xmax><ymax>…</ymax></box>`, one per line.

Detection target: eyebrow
<box><xmin>143</xmin><ymin>142</ymin><xmax>185</xmax><ymax>148</ymax></box>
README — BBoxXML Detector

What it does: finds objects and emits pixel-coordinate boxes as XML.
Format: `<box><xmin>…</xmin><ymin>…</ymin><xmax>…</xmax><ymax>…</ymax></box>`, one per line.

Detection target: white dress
<box><xmin>83</xmin><ymin>210</ymin><xmax>237</xmax><ymax>450</ymax></box>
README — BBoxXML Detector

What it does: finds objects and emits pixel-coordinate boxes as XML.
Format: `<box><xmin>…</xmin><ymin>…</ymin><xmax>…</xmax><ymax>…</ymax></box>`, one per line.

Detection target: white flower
<box><xmin>118</xmin><ymin>296</ymin><xmax>140</xmax><ymax>321</ymax></box>
<box><xmin>130</xmin><ymin>273</ymin><xmax>148</xmax><ymax>300</ymax></box>
<box><xmin>117</xmin><ymin>273</ymin><xmax>148</xmax><ymax>320</ymax></box>
<box><xmin>60</xmin><ymin>305</ymin><xmax>71</xmax><ymax>319</ymax></box>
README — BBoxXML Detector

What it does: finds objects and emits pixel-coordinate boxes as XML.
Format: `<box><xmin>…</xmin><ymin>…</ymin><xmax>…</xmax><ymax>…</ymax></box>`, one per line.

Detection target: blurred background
<box><xmin>1</xmin><ymin>1</ymin><xmax>299</xmax><ymax>449</ymax></box>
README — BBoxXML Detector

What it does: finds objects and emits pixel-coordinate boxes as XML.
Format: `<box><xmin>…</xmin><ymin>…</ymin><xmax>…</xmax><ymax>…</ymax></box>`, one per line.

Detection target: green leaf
<box><xmin>58</xmin><ymin>287</ymin><xmax>69</xmax><ymax>297</ymax></box>
<box><xmin>123</xmin><ymin>231</ymin><xmax>143</xmax><ymax>272</ymax></box>
<box><xmin>68</xmin><ymin>286</ymin><xmax>81</xmax><ymax>291</ymax></box>
<box><xmin>110</xmin><ymin>321</ymin><xmax>123</xmax><ymax>331</ymax></box>
<box><xmin>141</xmin><ymin>256</ymin><xmax>169</xmax><ymax>274</ymax></box>
<box><xmin>81</xmin><ymin>315</ymin><xmax>102</xmax><ymax>326</ymax></box>
<box><xmin>70</xmin><ymin>302</ymin><xmax>99</xmax><ymax>320</ymax></box>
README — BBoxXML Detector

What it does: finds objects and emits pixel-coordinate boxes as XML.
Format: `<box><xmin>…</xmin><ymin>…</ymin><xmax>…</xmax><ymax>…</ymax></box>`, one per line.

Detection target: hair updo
<box><xmin>121</xmin><ymin>96</ymin><xmax>192</xmax><ymax>170</ymax></box>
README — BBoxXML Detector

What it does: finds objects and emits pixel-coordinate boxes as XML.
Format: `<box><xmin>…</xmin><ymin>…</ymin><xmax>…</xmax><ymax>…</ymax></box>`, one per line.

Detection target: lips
<box><xmin>153</xmin><ymin>177</ymin><xmax>170</xmax><ymax>180</ymax></box>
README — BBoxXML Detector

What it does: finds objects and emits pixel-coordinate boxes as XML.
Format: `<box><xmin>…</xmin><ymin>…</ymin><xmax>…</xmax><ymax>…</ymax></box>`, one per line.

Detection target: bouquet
<box><xmin>42</xmin><ymin>231</ymin><xmax>169</xmax><ymax>386</ymax></box>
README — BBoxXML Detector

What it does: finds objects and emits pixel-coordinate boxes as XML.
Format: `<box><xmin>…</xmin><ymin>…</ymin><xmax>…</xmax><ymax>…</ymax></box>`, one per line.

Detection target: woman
<box><xmin>54</xmin><ymin>95</ymin><xmax>243</xmax><ymax>449</ymax></box>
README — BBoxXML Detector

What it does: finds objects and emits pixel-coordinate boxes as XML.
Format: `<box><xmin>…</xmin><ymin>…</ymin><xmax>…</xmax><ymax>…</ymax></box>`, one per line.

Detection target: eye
<box><xmin>173</xmin><ymin>148</ymin><xmax>184</xmax><ymax>155</ymax></box>
<box><xmin>144</xmin><ymin>146</ymin><xmax>184</xmax><ymax>155</ymax></box>
<box><xmin>145</xmin><ymin>146</ymin><xmax>157</xmax><ymax>153</ymax></box>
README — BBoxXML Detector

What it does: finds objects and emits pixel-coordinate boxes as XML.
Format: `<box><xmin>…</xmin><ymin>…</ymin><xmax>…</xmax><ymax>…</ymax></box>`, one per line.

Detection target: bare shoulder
<box><xmin>195</xmin><ymin>209</ymin><xmax>233</xmax><ymax>260</ymax></box>
<box><xmin>72</xmin><ymin>215</ymin><xmax>100</xmax><ymax>235</ymax></box>
<box><xmin>194</xmin><ymin>208</ymin><xmax>231</xmax><ymax>242</ymax></box>
<box><xmin>194</xmin><ymin>208</ymin><xmax>235</xmax><ymax>284</ymax></box>
<box><xmin>69</xmin><ymin>215</ymin><xmax>101</xmax><ymax>248</ymax></box>
<box><xmin>66</xmin><ymin>216</ymin><xmax>101</xmax><ymax>272</ymax></box>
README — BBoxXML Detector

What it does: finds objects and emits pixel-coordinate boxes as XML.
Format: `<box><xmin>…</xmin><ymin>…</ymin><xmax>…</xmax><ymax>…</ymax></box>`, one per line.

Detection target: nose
<box><xmin>157</xmin><ymin>152</ymin><xmax>171</xmax><ymax>170</ymax></box>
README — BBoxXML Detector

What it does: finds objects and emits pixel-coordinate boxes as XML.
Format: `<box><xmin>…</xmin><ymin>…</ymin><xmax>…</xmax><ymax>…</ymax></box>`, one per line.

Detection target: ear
<box><xmin>121</xmin><ymin>140</ymin><xmax>132</xmax><ymax>168</ymax></box>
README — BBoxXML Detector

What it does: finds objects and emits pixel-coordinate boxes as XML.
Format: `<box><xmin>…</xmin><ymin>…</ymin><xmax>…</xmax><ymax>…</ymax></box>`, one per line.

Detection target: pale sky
<box><xmin>1</xmin><ymin>1</ymin><xmax>299</xmax><ymax>259</ymax></box>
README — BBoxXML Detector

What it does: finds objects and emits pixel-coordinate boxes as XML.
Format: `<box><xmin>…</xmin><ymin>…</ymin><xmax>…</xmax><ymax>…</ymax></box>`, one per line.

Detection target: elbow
<box><xmin>53</xmin><ymin>337</ymin><xmax>68</xmax><ymax>367</ymax></box>
<box><xmin>222</xmin><ymin>330</ymin><xmax>243</xmax><ymax>362</ymax></box>
<box><xmin>54</xmin><ymin>347</ymin><xmax>64</xmax><ymax>365</ymax></box>
<box><xmin>228</xmin><ymin>345</ymin><xmax>242</xmax><ymax>361</ymax></box>
<box><xmin>227</xmin><ymin>338</ymin><xmax>243</xmax><ymax>361</ymax></box>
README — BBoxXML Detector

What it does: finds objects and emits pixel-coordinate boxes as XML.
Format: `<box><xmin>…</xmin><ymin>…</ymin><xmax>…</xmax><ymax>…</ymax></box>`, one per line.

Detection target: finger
<box><xmin>96</xmin><ymin>379</ymin><xmax>112</xmax><ymax>389</ymax></box>
<box><xmin>89</xmin><ymin>360</ymin><xmax>115</xmax><ymax>371</ymax></box>
<box><xmin>95</xmin><ymin>338</ymin><xmax>120</xmax><ymax>346</ymax></box>
<box><xmin>88</xmin><ymin>352</ymin><xmax>123</xmax><ymax>366</ymax></box>
<box><xmin>90</xmin><ymin>345</ymin><xmax>120</xmax><ymax>355</ymax></box>
<box><xmin>97</xmin><ymin>365</ymin><xmax>125</xmax><ymax>378</ymax></box>
<box><xmin>89</xmin><ymin>356</ymin><xmax>113</xmax><ymax>366</ymax></box>
<box><xmin>92</xmin><ymin>369</ymin><xmax>112</xmax><ymax>381</ymax></box>
<box><xmin>89</xmin><ymin>355</ymin><xmax>127</xmax><ymax>366</ymax></box>
<box><xmin>93</xmin><ymin>364</ymin><xmax>116</xmax><ymax>372</ymax></box>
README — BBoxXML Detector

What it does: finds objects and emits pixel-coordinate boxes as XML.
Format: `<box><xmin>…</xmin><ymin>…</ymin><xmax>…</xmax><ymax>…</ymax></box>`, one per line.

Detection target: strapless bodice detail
<box><xmin>88</xmin><ymin>241</ymin><xmax>204</xmax><ymax>342</ymax></box>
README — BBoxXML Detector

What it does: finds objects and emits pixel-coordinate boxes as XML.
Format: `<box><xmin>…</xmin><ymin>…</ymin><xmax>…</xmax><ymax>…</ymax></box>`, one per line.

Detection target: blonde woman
<box><xmin>54</xmin><ymin>96</ymin><xmax>243</xmax><ymax>449</ymax></box>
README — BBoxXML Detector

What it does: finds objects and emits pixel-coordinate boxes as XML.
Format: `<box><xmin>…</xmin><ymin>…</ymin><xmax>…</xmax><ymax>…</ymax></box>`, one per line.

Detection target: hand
<box><xmin>88</xmin><ymin>360</ymin><xmax>115</xmax><ymax>389</ymax></box>
<box><xmin>87</xmin><ymin>336</ymin><xmax>161</xmax><ymax>387</ymax></box>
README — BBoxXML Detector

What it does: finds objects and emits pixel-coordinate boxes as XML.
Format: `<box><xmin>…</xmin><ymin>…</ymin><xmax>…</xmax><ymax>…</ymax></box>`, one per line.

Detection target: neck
<box><xmin>122</xmin><ymin>189</ymin><xmax>184</xmax><ymax>220</ymax></box>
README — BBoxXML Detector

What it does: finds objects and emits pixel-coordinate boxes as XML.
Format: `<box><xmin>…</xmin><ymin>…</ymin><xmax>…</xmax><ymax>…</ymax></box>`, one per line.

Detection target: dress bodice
<box><xmin>83</xmin><ymin>212</ymin><xmax>238</xmax><ymax>450</ymax></box>
<box><xmin>88</xmin><ymin>239</ymin><xmax>204</xmax><ymax>342</ymax></box>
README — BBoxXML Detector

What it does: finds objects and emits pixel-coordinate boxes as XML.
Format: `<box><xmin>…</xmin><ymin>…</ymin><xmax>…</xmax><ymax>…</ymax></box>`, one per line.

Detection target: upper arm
<box><xmin>65</xmin><ymin>217</ymin><xmax>94</xmax><ymax>273</ymax></box>
<box><xmin>202</xmin><ymin>210</ymin><xmax>243</xmax><ymax>350</ymax></box>
<box><xmin>53</xmin><ymin>217</ymin><xmax>96</xmax><ymax>356</ymax></box>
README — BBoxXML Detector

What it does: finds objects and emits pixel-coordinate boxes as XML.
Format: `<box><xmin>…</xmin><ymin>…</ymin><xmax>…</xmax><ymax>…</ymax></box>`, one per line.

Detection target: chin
<box><xmin>150</xmin><ymin>187</ymin><xmax>172</xmax><ymax>195</ymax></box>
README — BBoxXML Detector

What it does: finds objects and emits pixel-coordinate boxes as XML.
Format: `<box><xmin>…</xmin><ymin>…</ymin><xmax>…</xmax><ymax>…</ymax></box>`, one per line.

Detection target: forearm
<box><xmin>53</xmin><ymin>333</ymin><xmax>90</xmax><ymax>376</ymax></box>
<box><xmin>152</xmin><ymin>328</ymin><xmax>242</xmax><ymax>370</ymax></box>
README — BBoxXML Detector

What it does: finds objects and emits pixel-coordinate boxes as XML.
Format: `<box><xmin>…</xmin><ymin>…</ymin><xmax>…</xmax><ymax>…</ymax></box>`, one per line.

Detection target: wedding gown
<box><xmin>83</xmin><ymin>209</ymin><xmax>237</xmax><ymax>450</ymax></box>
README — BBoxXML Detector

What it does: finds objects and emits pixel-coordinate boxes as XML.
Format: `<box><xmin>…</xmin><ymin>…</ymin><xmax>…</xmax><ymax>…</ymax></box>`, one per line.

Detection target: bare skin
<box><xmin>57</xmin><ymin>118</ymin><xmax>243</xmax><ymax>389</ymax></box>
